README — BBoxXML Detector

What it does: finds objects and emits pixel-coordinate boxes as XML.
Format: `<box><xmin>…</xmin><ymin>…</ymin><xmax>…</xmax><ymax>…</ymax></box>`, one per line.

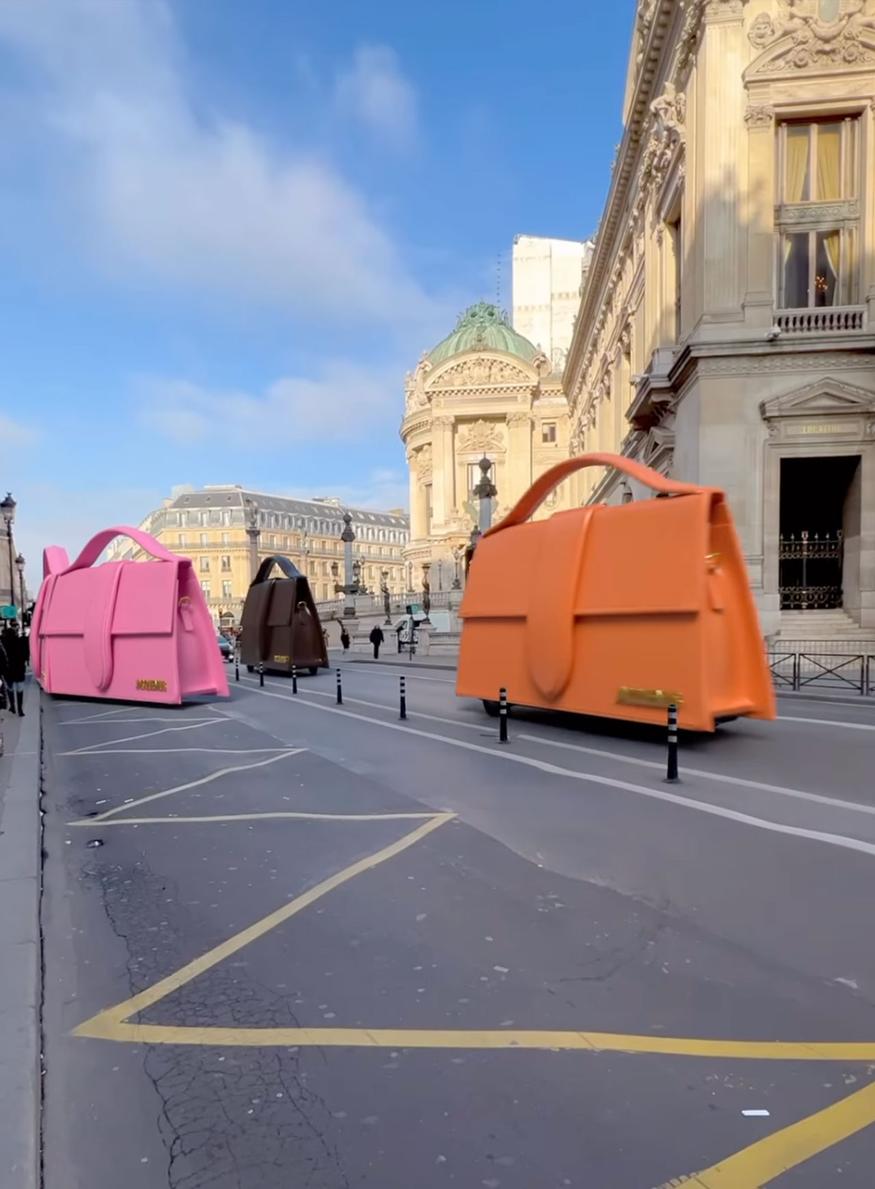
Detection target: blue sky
<box><xmin>0</xmin><ymin>0</ymin><xmax>634</xmax><ymax>584</ymax></box>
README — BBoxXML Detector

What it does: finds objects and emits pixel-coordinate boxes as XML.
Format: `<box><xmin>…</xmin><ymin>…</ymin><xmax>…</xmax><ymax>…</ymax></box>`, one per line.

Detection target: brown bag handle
<box><xmin>485</xmin><ymin>453</ymin><xmax>705</xmax><ymax>537</ymax></box>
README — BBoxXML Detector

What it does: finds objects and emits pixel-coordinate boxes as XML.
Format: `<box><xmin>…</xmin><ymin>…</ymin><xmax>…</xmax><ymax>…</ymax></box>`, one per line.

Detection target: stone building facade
<box><xmin>107</xmin><ymin>487</ymin><xmax>409</xmax><ymax>627</ymax></box>
<box><xmin>564</xmin><ymin>0</ymin><xmax>875</xmax><ymax>636</ymax></box>
<box><xmin>400</xmin><ymin>303</ymin><xmax>572</xmax><ymax>586</ymax></box>
<box><xmin>512</xmin><ymin>235</ymin><xmax>594</xmax><ymax>373</ymax></box>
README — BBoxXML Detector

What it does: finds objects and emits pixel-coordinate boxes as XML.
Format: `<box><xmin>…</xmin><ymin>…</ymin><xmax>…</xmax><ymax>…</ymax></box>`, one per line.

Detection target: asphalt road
<box><xmin>40</xmin><ymin>661</ymin><xmax>875</xmax><ymax>1188</ymax></box>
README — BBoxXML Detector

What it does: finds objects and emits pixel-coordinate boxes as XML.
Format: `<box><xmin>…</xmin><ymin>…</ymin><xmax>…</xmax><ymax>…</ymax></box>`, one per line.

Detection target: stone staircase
<box><xmin>774</xmin><ymin>609</ymin><xmax>875</xmax><ymax>646</ymax></box>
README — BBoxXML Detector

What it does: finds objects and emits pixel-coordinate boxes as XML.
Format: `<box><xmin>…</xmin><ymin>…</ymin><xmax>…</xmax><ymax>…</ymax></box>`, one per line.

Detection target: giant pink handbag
<box><xmin>31</xmin><ymin>527</ymin><xmax>230</xmax><ymax>705</ymax></box>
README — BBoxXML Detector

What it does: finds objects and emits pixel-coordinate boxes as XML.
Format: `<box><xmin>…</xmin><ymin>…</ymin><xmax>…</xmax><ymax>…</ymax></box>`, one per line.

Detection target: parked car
<box><xmin>217</xmin><ymin>633</ymin><xmax>234</xmax><ymax>662</ymax></box>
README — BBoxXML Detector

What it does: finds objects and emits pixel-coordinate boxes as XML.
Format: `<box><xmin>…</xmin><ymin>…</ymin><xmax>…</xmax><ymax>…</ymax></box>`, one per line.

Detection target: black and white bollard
<box><xmin>291</xmin><ymin>664</ymin><xmax>298</xmax><ymax>695</ymax></box>
<box><xmin>665</xmin><ymin>702</ymin><xmax>679</xmax><ymax>783</ymax></box>
<box><xmin>399</xmin><ymin>675</ymin><xmax>407</xmax><ymax>720</ymax></box>
<box><xmin>234</xmin><ymin>647</ymin><xmax>239</xmax><ymax>683</ymax></box>
<box><xmin>498</xmin><ymin>687</ymin><xmax>509</xmax><ymax>744</ymax></box>
<box><xmin>259</xmin><ymin>662</ymin><xmax>264</xmax><ymax>688</ymax></box>
<box><xmin>336</xmin><ymin>668</ymin><xmax>343</xmax><ymax>705</ymax></box>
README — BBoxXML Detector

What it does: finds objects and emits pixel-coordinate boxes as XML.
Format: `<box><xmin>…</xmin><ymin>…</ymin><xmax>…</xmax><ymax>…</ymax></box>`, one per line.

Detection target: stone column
<box><xmin>696</xmin><ymin>0</ymin><xmax>746</xmax><ymax>320</ymax></box>
<box><xmin>506</xmin><ymin>412</ymin><xmax>532</xmax><ymax>495</ymax></box>
<box><xmin>743</xmin><ymin>103</ymin><xmax>776</xmax><ymax>327</ymax></box>
<box><xmin>431</xmin><ymin>416</ymin><xmax>455</xmax><ymax>529</ymax></box>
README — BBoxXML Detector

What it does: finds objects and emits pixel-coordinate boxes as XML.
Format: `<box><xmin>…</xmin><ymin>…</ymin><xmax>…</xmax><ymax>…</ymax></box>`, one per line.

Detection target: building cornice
<box><xmin>563</xmin><ymin>0</ymin><xmax>681</xmax><ymax>389</ymax></box>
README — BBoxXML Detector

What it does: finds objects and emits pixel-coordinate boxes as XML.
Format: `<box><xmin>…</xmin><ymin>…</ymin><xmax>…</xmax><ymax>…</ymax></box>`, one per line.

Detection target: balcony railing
<box><xmin>775</xmin><ymin>306</ymin><xmax>866</xmax><ymax>334</ymax></box>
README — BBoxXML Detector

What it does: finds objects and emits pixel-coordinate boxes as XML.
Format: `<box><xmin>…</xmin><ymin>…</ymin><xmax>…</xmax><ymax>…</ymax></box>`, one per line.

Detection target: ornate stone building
<box><xmin>106</xmin><ymin>487</ymin><xmax>409</xmax><ymax>626</ymax></box>
<box><xmin>564</xmin><ymin>0</ymin><xmax>875</xmax><ymax>636</ymax></box>
<box><xmin>400</xmin><ymin>302</ymin><xmax>572</xmax><ymax>585</ymax></box>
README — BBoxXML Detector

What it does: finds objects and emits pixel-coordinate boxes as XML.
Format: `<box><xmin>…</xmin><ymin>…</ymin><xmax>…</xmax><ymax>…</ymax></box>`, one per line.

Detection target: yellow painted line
<box><xmin>661</xmin><ymin>1080</ymin><xmax>875</xmax><ymax>1187</ymax></box>
<box><xmin>72</xmin><ymin>1015</ymin><xmax>875</xmax><ymax>1059</ymax></box>
<box><xmin>73</xmin><ymin>813</ymin><xmax>454</xmax><ymax>1040</ymax></box>
<box><xmin>69</xmin><ymin>810</ymin><xmax>441</xmax><ymax>827</ymax></box>
<box><xmin>89</xmin><ymin>749</ymin><xmax>304</xmax><ymax>822</ymax></box>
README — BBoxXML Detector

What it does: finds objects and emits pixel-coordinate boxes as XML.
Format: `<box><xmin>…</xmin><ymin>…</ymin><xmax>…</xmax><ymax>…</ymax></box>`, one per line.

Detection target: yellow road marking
<box><xmin>74</xmin><ymin>813</ymin><xmax>454</xmax><ymax>1040</ymax></box>
<box><xmin>71</xmin><ymin>1020</ymin><xmax>875</xmax><ymax>1060</ymax></box>
<box><xmin>661</xmin><ymin>1080</ymin><xmax>875</xmax><ymax>1187</ymax></box>
<box><xmin>69</xmin><ymin>811</ymin><xmax>441</xmax><ymax>827</ymax></box>
<box><xmin>69</xmin><ymin>710</ymin><xmax>875</xmax><ymax>1185</ymax></box>
<box><xmin>89</xmin><ymin>749</ymin><xmax>304</xmax><ymax>821</ymax></box>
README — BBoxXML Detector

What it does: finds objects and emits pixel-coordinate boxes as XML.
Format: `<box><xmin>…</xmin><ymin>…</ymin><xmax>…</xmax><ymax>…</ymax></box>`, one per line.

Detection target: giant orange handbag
<box><xmin>457</xmin><ymin>454</ymin><xmax>775</xmax><ymax>732</ymax></box>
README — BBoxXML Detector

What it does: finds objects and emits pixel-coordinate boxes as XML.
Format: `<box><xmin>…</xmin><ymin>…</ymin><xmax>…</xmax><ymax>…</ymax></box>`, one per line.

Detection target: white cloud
<box><xmin>334</xmin><ymin>45</ymin><xmax>418</xmax><ymax>149</ymax></box>
<box><xmin>138</xmin><ymin>359</ymin><xmax>402</xmax><ymax>445</ymax></box>
<box><xmin>280</xmin><ymin>469</ymin><xmax>409</xmax><ymax>513</ymax></box>
<box><xmin>0</xmin><ymin>414</ymin><xmax>39</xmax><ymax>451</ymax></box>
<box><xmin>0</xmin><ymin>1</ymin><xmax>433</xmax><ymax>326</ymax></box>
<box><xmin>13</xmin><ymin>480</ymin><xmax>165</xmax><ymax>590</ymax></box>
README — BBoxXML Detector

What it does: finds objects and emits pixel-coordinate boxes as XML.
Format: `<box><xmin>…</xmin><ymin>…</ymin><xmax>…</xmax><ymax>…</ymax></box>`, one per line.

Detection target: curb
<box><xmin>0</xmin><ymin>685</ymin><xmax>41</xmax><ymax>1189</ymax></box>
<box><xmin>344</xmin><ymin>657</ymin><xmax>457</xmax><ymax>673</ymax></box>
<box><xmin>776</xmin><ymin>690</ymin><xmax>875</xmax><ymax>709</ymax></box>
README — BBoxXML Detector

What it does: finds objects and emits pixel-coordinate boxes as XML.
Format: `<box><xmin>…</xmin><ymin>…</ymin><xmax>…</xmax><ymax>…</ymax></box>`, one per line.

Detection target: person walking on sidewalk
<box><xmin>0</xmin><ymin>624</ymin><xmax>28</xmax><ymax>717</ymax></box>
<box><xmin>369</xmin><ymin>624</ymin><xmax>384</xmax><ymax>660</ymax></box>
<box><xmin>340</xmin><ymin>625</ymin><xmax>351</xmax><ymax>652</ymax></box>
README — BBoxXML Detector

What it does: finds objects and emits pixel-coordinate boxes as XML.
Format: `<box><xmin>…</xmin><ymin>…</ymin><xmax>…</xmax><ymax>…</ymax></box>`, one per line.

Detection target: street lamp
<box><xmin>244</xmin><ymin>498</ymin><xmax>260</xmax><ymax>581</ymax></box>
<box><xmin>1</xmin><ymin>492</ymin><xmax>16</xmax><ymax>610</ymax></box>
<box><xmin>421</xmin><ymin>562</ymin><xmax>432</xmax><ymax>624</ymax></box>
<box><xmin>381</xmin><ymin>569</ymin><xmax>391</xmax><ymax>625</ymax></box>
<box><xmin>452</xmin><ymin>545</ymin><xmax>465</xmax><ymax>590</ymax></box>
<box><xmin>15</xmin><ymin>553</ymin><xmax>25</xmax><ymax>618</ymax></box>
<box><xmin>473</xmin><ymin>456</ymin><xmax>497</xmax><ymax>535</ymax></box>
<box><xmin>341</xmin><ymin>512</ymin><xmax>356</xmax><ymax>618</ymax></box>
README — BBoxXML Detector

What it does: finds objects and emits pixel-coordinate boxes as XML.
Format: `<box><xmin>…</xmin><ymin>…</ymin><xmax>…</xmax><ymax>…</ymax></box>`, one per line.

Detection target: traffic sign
<box><xmin>0</xmin><ymin>605</ymin><xmax>17</xmax><ymax>620</ymax></box>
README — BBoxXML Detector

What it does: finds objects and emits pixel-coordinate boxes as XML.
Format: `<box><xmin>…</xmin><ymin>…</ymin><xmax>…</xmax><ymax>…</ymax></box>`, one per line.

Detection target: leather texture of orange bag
<box><xmin>457</xmin><ymin>453</ymin><xmax>775</xmax><ymax>732</ymax></box>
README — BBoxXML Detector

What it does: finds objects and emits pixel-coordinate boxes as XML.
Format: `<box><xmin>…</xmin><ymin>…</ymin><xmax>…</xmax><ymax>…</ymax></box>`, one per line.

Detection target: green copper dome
<box><xmin>428</xmin><ymin>302</ymin><xmax>539</xmax><ymax>366</ymax></box>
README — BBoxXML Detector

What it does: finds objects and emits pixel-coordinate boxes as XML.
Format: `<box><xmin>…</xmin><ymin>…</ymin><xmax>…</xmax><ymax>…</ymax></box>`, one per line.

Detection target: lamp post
<box><xmin>15</xmin><ymin>554</ymin><xmax>25</xmax><ymax>621</ymax></box>
<box><xmin>301</xmin><ymin>528</ymin><xmax>311</xmax><ymax>580</ymax></box>
<box><xmin>421</xmin><ymin>562</ymin><xmax>431</xmax><ymax>624</ymax></box>
<box><xmin>451</xmin><ymin>545</ymin><xmax>464</xmax><ymax>590</ymax></box>
<box><xmin>1</xmin><ymin>492</ymin><xmax>16</xmax><ymax>610</ymax></box>
<box><xmin>341</xmin><ymin>512</ymin><xmax>356</xmax><ymax>618</ymax></box>
<box><xmin>244</xmin><ymin>498</ymin><xmax>260</xmax><ymax>581</ymax></box>
<box><xmin>473</xmin><ymin>456</ymin><xmax>497</xmax><ymax>535</ymax></box>
<box><xmin>381</xmin><ymin>569</ymin><xmax>391</xmax><ymax>625</ymax></box>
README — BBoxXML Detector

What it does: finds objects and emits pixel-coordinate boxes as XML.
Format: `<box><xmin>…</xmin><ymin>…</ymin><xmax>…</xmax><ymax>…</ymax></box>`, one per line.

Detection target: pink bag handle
<box><xmin>485</xmin><ymin>453</ymin><xmax>707</xmax><ymax>537</ymax></box>
<box><xmin>64</xmin><ymin>526</ymin><xmax>185</xmax><ymax>573</ymax></box>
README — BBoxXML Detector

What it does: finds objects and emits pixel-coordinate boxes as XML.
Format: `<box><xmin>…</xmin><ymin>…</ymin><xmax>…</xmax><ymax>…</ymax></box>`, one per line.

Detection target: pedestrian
<box><xmin>369</xmin><ymin>624</ymin><xmax>384</xmax><ymax>660</ymax></box>
<box><xmin>1</xmin><ymin>624</ymin><xmax>28</xmax><ymax>717</ymax></box>
<box><xmin>340</xmin><ymin>625</ymin><xmax>351</xmax><ymax>651</ymax></box>
<box><xmin>0</xmin><ymin>634</ymin><xmax>9</xmax><ymax>712</ymax></box>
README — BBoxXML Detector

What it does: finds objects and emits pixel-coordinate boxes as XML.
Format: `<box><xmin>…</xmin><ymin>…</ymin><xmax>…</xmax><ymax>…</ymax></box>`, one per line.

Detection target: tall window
<box><xmin>668</xmin><ymin>214</ymin><xmax>682</xmax><ymax>339</ymax></box>
<box><xmin>777</xmin><ymin>117</ymin><xmax>859</xmax><ymax>308</ymax></box>
<box><xmin>178</xmin><ymin>533</ymin><xmax>187</xmax><ymax>546</ymax></box>
<box><xmin>221</xmin><ymin>555</ymin><xmax>231</xmax><ymax>571</ymax></box>
<box><xmin>199</xmin><ymin>557</ymin><xmax>210</xmax><ymax>572</ymax></box>
<box><xmin>541</xmin><ymin>422</ymin><xmax>557</xmax><ymax>444</ymax></box>
<box><xmin>222</xmin><ymin>580</ymin><xmax>233</xmax><ymax>598</ymax></box>
<box><xmin>201</xmin><ymin>581</ymin><xmax>211</xmax><ymax>597</ymax></box>
<box><xmin>199</xmin><ymin>532</ymin><xmax>208</xmax><ymax>546</ymax></box>
<box><xmin>424</xmin><ymin>483</ymin><xmax>433</xmax><ymax>531</ymax></box>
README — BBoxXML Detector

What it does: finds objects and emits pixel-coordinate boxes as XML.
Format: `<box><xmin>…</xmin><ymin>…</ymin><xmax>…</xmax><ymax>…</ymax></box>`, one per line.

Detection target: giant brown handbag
<box><xmin>457</xmin><ymin>453</ymin><xmax>775</xmax><ymax>732</ymax></box>
<box><xmin>240</xmin><ymin>556</ymin><xmax>329</xmax><ymax>676</ymax></box>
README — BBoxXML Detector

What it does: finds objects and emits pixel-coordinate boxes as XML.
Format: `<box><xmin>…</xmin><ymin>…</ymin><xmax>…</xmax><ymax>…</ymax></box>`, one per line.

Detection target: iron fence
<box><xmin>767</xmin><ymin>644</ymin><xmax>875</xmax><ymax>696</ymax></box>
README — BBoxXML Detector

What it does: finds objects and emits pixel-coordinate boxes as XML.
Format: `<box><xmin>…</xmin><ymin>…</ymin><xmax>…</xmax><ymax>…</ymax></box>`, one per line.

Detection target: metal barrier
<box><xmin>767</xmin><ymin>648</ymin><xmax>874</xmax><ymax>696</ymax></box>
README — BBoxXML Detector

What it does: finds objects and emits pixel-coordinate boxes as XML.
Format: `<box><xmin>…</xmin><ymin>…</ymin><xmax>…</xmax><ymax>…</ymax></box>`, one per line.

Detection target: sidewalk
<box><xmin>0</xmin><ymin>689</ymin><xmax>41</xmax><ymax>1189</ymax></box>
<box><xmin>334</xmin><ymin>649</ymin><xmax>457</xmax><ymax>673</ymax></box>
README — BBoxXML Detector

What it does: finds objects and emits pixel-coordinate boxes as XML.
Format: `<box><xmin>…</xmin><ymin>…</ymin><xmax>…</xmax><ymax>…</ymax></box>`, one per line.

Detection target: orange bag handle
<box><xmin>485</xmin><ymin>453</ymin><xmax>705</xmax><ymax>536</ymax></box>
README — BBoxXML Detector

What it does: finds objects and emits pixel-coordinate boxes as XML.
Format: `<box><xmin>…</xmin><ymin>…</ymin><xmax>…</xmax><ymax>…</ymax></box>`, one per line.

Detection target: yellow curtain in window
<box><xmin>816</xmin><ymin>124</ymin><xmax>841</xmax><ymax>201</ymax></box>
<box><xmin>784</xmin><ymin>128</ymin><xmax>809</xmax><ymax>204</ymax></box>
<box><xmin>823</xmin><ymin>230</ymin><xmax>840</xmax><ymax>303</ymax></box>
